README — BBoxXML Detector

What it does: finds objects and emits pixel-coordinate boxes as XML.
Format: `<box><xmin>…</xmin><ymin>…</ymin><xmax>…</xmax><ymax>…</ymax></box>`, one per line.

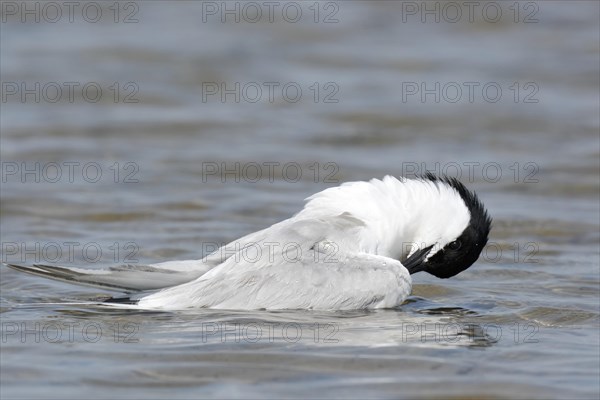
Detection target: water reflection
<box><xmin>2</xmin><ymin>300</ymin><xmax>501</xmax><ymax>350</ymax></box>
<box><xmin>1</xmin><ymin>0</ymin><xmax>598</xmax><ymax>398</ymax></box>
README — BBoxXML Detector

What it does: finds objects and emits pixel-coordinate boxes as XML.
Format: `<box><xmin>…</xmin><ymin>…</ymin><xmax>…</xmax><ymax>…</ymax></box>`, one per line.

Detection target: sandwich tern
<box><xmin>6</xmin><ymin>174</ymin><xmax>491</xmax><ymax>310</ymax></box>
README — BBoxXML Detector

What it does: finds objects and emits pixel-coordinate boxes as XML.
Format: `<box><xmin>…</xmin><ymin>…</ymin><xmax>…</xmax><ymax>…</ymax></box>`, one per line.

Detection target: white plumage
<box><xmin>6</xmin><ymin>175</ymin><xmax>491</xmax><ymax>310</ymax></box>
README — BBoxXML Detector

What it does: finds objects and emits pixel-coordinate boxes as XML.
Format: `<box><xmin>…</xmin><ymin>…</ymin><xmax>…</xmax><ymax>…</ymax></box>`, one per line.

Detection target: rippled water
<box><xmin>1</xmin><ymin>1</ymin><xmax>599</xmax><ymax>399</ymax></box>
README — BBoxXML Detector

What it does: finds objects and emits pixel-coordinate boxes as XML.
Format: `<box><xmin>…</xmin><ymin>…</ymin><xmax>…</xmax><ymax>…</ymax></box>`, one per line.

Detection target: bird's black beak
<box><xmin>403</xmin><ymin>245</ymin><xmax>434</xmax><ymax>275</ymax></box>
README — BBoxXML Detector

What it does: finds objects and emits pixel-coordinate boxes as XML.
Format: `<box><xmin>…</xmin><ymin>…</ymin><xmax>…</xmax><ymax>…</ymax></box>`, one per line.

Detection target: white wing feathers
<box><xmin>139</xmin><ymin>250</ymin><xmax>411</xmax><ymax>310</ymax></box>
<box><xmin>139</xmin><ymin>214</ymin><xmax>412</xmax><ymax>310</ymax></box>
<box><xmin>5</xmin><ymin>211</ymin><xmax>413</xmax><ymax>310</ymax></box>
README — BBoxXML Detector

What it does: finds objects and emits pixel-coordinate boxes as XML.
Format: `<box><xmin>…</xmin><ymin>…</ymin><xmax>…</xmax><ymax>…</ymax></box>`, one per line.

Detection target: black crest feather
<box><xmin>417</xmin><ymin>172</ymin><xmax>492</xmax><ymax>278</ymax></box>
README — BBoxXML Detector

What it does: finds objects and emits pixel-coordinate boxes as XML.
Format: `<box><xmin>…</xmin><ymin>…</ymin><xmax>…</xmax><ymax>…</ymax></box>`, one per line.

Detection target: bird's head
<box><xmin>402</xmin><ymin>174</ymin><xmax>492</xmax><ymax>279</ymax></box>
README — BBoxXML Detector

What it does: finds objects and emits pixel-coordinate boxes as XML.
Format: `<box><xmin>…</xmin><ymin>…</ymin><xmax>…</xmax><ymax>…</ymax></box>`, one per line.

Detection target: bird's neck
<box><xmin>301</xmin><ymin>176</ymin><xmax>470</xmax><ymax>260</ymax></box>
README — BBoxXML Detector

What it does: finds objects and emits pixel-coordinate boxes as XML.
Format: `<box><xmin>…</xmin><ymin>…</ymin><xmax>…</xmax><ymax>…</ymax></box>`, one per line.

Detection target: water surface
<box><xmin>1</xmin><ymin>2</ymin><xmax>599</xmax><ymax>399</ymax></box>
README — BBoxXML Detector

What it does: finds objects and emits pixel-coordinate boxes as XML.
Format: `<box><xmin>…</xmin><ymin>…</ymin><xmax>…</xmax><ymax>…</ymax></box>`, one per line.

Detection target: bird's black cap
<box><xmin>418</xmin><ymin>173</ymin><xmax>492</xmax><ymax>278</ymax></box>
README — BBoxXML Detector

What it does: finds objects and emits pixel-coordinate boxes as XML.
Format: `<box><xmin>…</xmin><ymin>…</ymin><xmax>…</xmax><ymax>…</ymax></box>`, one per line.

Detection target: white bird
<box><xmin>6</xmin><ymin>174</ymin><xmax>491</xmax><ymax>310</ymax></box>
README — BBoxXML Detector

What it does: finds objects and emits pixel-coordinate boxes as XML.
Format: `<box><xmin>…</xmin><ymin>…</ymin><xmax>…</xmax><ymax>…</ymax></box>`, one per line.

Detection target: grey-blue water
<box><xmin>1</xmin><ymin>1</ymin><xmax>599</xmax><ymax>399</ymax></box>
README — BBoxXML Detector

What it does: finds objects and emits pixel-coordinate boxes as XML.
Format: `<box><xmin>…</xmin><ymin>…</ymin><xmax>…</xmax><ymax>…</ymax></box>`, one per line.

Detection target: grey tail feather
<box><xmin>4</xmin><ymin>263</ymin><xmax>141</xmax><ymax>293</ymax></box>
<box><xmin>104</xmin><ymin>296</ymin><xmax>139</xmax><ymax>305</ymax></box>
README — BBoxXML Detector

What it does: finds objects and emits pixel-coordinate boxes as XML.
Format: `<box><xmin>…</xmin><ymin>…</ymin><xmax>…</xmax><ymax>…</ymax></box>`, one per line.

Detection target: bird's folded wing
<box><xmin>138</xmin><ymin>215</ymin><xmax>412</xmax><ymax>310</ymax></box>
<box><xmin>139</xmin><ymin>248</ymin><xmax>412</xmax><ymax>310</ymax></box>
<box><xmin>4</xmin><ymin>261</ymin><xmax>211</xmax><ymax>293</ymax></box>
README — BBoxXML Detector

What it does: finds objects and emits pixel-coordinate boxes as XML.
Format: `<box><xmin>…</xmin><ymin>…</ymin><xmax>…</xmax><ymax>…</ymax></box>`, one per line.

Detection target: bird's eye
<box><xmin>448</xmin><ymin>240</ymin><xmax>461</xmax><ymax>250</ymax></box>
